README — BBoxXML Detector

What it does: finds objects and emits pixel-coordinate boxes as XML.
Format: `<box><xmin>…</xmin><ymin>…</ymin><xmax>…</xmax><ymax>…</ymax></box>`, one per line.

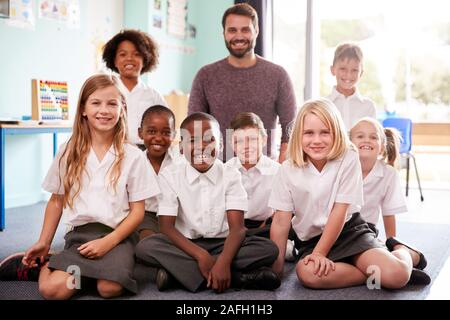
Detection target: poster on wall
<box><xmin>6</xmin><ymin>0</ymin><xmax>35</xmax><ymax>29</ymax></box>
<box><xmin>153</xmin><ymin>14</ymin><xmax>162</xmax><ymax>29</ymax></box>
<box><xmin>38</xmin><ymin>0</ymin><xmax>79</xmax><ymax>28</ymax></box>
<box><xmin>154</xmin><ymin>0</ymin><xmax>161</xmax><ymax>11</ymax></box>
<box><xmin>167</xmin><ymin>0</ymin><xmax>187</xmax><ymax>39</ymax></box>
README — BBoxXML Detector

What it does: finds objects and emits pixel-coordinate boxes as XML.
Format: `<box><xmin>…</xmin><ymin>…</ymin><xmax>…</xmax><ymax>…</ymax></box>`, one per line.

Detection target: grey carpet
<box><xmin>1</xmin><ymin>202</ymin><xmax>449</xmax><ymax>300</ymax></box>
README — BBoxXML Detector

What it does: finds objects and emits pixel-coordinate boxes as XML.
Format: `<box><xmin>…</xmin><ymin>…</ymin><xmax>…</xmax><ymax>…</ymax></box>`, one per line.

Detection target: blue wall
<box><xmin>0</xmin><ymin>1</ymin><xmax>92</xmax><ymax>208</ymax></box>
<box><xmin>0</xmin><ymin>0</ymin><xmax>233</xmax><ymax>209</ymax></box>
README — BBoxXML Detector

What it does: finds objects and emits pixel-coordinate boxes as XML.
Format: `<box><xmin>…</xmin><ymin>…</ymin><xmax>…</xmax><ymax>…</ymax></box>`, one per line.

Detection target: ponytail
<box><xmin>383</xmin><ymin>128</ymin><xmax>401</xmax><ymax>167</ymax></box>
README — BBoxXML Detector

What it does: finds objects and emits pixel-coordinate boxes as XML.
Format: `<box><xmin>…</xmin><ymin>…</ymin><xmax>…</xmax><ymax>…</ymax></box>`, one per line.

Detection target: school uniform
<box><xmin>361</xmin><ymin>160</ymin><xmax>408</xmax><ymax>232</ymax></box>
<box><xmin>135</xmin><ymin>158</ymin><xmax>279</xmax><ymax>292</ymax></box>
<box><xmin>225</xmin><ymin>155</ymin><xmax>280</xmax><ymax>237</ymax></box>
<box><xmin>327</xmin><ymin>86</ymin><xmax>377</xmax><ymax>132</ymax></box>
<box><xmin>137</xmin><ymin>146</ymin><xmax>181</xmax><ymax>233</ymax></box>
<box><xmin>125</xmin><ymin>79</ymin><xmax>167</xmax><ymax>146</ymax></box>
<box><xmin>269</xmin><ymin>149</ymin><xmax>383</xmax><ymax>261</ymax></box>
<box><xmin>43</xmin><ymin>143</ymin><xmax>159</xmax><ymax>294</ymax></box>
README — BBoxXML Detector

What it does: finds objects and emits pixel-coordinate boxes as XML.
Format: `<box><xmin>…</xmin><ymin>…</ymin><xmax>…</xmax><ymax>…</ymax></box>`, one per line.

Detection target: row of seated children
<box><xmin>0</xmin><ymin>74</ymin><xmax>430</xmax><ymax>299</ymax></box>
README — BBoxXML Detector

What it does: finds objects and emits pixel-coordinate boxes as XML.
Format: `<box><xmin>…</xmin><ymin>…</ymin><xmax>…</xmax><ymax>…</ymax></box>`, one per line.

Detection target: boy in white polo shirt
<box><xmin>327</xmin><ymin>43</ymin><xmax>377</xmax><ymax>132</ymax></box>
<box><xmin>135</xmin><ymin>112</ymin><xmax>280</xmax><ymax>293</ymax></box>
<box><xmin>225</xmin><ymin>112</ymin><xmax>280</xmax><ymax>237</ymax></box>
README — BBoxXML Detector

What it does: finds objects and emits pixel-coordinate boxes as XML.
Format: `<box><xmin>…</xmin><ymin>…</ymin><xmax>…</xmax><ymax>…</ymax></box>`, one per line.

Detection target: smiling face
<box><xmin>232</xmin><ymin>126</ymin><xmax>266</xmax><ymax>168</ymax></box>
<box><xmin>83</xmin><ymin>85</ymin><xmax>123</xmax><ymax>135</ymax></box>
<box><xmin>350</xmin><ymin>120</ymin><xmax>383</xmax><ymax>162</ymax></box>
<box><xmin>302</xmin><ymin>113</ymin><xmax>333</xmax><ymax>171</ymax></box>
<box><xmin>331</xmin><ymin>58</ymin><xmax>363</xmax><ymax>96</ymax></box>
<box><xmin>139</xmin><ymin>112</ymin><xmax>174</xmax><ymax>161</ymax></box>
<box><xmin>224</xmin><ymin>14</ymin><xmax>258</xmax><ymax>59</ymax></box>
<box><xmin>181</xmin><ymin>119</ymin><xmax>220</xmax><ymax>173</ymax></box>
<box><xmin>114</xmin><ymin>40</ymin><xmax>144</xmax><ymax>80</ymax></box>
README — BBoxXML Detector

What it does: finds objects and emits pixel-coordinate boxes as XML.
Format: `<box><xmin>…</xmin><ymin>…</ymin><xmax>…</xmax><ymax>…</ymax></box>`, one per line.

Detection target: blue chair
<box><xmin>382</xmin><ymin>117</ymin><xmax>424</xmax><ymax>201</ymax></box>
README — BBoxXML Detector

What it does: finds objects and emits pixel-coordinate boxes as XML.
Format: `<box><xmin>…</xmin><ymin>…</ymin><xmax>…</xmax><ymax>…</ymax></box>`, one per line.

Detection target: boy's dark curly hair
<box><xmin>102</xmin><ymin>29</ymin><xmax>159</xmax><ymax>74</ymax></box>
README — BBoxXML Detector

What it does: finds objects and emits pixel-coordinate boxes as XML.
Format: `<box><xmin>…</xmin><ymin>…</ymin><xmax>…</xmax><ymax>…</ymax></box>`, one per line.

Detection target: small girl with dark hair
<box><xmin>102</xmin><ymin>29</ymin><xmax>167</xmax><ymax>148</ymax></box>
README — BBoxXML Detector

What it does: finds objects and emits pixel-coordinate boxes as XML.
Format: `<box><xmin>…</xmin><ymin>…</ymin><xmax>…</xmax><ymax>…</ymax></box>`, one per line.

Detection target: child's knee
<box><xmin>295</xmin><ymin>260</ymin><xmax>323</xmax><ymax>289</ymax></box>
<box><xmin>379</xmin><ymin>263</ymin><xmax>410</xmax><ymax>289</ymax></box>
<box><xmin>97</xmin><ymin>280</ymin><xmax>123</xmax><ymax>298</ymax></box>
<box><xmin>39</xmin><ymin>277</ymin><xmax>74</xmax><ymax>300</ymax></box>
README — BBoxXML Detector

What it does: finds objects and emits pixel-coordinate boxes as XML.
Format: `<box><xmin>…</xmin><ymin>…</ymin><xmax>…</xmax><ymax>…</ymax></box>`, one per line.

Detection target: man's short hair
<box><xmin>221</xmin><ymin>3</ymin><xmax>259</xmax><ymax>31</ymax></box>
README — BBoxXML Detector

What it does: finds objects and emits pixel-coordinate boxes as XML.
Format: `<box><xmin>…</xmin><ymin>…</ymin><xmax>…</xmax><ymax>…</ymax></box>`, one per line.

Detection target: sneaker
<box><xmin>155</xmin><ymin>268</ymin><xmax>176</xmax><ymax>291</ymax></box>
<box><xmin>238</xmin><ymin>266</ymin><xmax>281</xmax><ymax>290</ymax></box>
<box><xmin>285</xmin><ymin>240</ymin><xmax>297</xmax><ymax>262</ymax></box>
<box><xmin>0</xmin><ymin>252</ymin><xmax>43</xmax><ymax>281</ymax></box>
<box><xmin>408</xmin><ymin>268</ymin><xmax>431</xmax><ymax>286</ymax></box>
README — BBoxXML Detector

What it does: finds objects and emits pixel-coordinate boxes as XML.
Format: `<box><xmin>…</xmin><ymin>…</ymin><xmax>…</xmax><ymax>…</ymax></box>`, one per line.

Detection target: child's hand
<box><xmin>303</xmin><ymin>252</ymin><xmax>335</xmax><ymax>277</ymax></box>
<box><xmin>23</xmin><ymin>242</ymin><xmax>50</xmax><ymax>267</ymax></box>
<box><xmin>197</xmin><ymin>252</ymin><xmax>216</xmax><ymax>280</ymax></box>
<box><xmin>78</xmin><ymin>238</ymin><xmax>113</xmax><ymax>259</ymax></box>
<box><xmin>207</xmin><ymin>260</ymin><xmax>231</xmax><ymax>293</ymax></box>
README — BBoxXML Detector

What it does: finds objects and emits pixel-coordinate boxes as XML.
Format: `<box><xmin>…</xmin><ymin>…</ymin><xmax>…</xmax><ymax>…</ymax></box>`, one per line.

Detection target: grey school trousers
<box><xmin>135</xmin><ymin>234</ymin><xmax>279</xmax><ymax>292</ymax></box>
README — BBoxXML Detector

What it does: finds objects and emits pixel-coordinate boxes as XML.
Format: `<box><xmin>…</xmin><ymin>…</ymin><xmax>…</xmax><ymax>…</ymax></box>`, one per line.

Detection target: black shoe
<box><xmin>386</xmin><ymin>237</ymin><xmax>427</xmax><ymax>270</ymax></box>
<box><xmin>155</xmin><ymin>268</ymin><xmax>176</xmax><ymax>291</ymax></box>
<box><xmin>238</xmin><ymin>267</ymin><xmax>281</xmax><ymax>290</ymax></box>
<box><xmin>0</xmin><ymin>252</ymin><xmax>45</xmax><ymax>281</ymax></box>
<box><xmin>408</xmin><ymin>268</ymin><xmax>431</xmax><ymax>285</ymax></box>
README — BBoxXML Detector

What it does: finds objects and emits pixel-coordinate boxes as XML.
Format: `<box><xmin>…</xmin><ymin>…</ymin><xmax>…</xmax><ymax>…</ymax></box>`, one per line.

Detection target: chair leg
<box><xmin>405</xmin><ymin>156</ymin><xmax>410</xmax><ymax>197</ymax></box>
<box><xmin>410</xmin><ymin>153</ymin><xmax>424</xmax><ymax>202</ymax></box>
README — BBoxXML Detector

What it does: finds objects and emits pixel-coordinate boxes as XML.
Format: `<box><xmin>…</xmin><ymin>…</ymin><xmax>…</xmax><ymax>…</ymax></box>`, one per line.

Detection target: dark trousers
<box><xmin>245</xmin><ymin>218</ymin><xmax>272</xmax><ymax>238</ymax></box>
<box><xmin>135</xmin><ymin>234</ymin><xmax>279</xmax><ymax>292</ymax></box>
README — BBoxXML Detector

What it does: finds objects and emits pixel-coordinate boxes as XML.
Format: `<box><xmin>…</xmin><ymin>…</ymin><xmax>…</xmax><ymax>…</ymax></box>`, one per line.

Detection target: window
<box><xmin>273</xmin><ymin>0</ymin><xmax>307</xmax><ymax>105</ymax></box>
<box><xmin>319</xmin><ymin>0</ymin><xmax>450</xmax><ymax>122</ymax></box>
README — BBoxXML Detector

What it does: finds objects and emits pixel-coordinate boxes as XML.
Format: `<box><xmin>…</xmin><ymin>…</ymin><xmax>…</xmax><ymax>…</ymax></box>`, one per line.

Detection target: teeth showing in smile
<box><xmin>124</xmin><ymin>64</ymin><xmax>135</xmax><ymax>70</ymax></box>
<box><xmin>97</xmin><ymin>117</ymin><xmax>111</xmax><ymax>121</ymax></box>
<box><xmin>359</xmin><ymin>146</ymin><xmax>372</xmax><ymax>150</ymax></box>
<box><xmin>194</xmin><ymin>154</ymin><xmax>211</xmax><ymax>162</ymax></box>
<box><xmin>151</xmin><ymin>145</ymin><xmax>164</xmax><ymax>151</ymax></box>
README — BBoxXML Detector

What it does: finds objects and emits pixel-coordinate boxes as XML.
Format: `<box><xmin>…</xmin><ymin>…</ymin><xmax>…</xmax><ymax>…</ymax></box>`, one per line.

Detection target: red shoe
<box><xmin>0</xmin><ymin>252</ymin><xmax>47</xmax><ymax>281</ymax></box>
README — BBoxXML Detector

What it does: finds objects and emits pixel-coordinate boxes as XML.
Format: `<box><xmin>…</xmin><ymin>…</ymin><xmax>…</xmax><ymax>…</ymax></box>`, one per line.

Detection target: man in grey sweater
<box><xmin>188</xmin><ymin>3</ymin><xmax>297</xmax><ymax>162</ymax></box>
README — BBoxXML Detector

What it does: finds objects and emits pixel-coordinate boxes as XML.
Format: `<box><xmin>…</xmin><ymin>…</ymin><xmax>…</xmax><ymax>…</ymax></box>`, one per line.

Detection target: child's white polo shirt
<box><xmin>327</xmin><ymin>86</ymin><xmax>377</xmax><ymax>131</ymax></box>
<box><xmin>361</xmin><ymin>160</ymin><xmax>407</xmax><ymax>225</ymax></box>
<box><xmin>225</xmin><ymin>155</ymin><xmax>280</xmax><ymax>221</ymax></box>
<box><xmin>157</xmin><ymin>158</ymin><xmax>248</xmax><ymax>239</ymax></box>
<box><xmin>269</xmin><ymin>149</ymin><xmax>364</xmax><ymax>241</ymax></box>
<box><xmin>42</xmin><ymin>143</ymin><xmax>159</xmax><ymax>230</ymax></box>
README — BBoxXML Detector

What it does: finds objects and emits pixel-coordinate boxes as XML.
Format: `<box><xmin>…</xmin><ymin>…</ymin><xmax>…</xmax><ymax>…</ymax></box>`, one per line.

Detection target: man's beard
<box><xmin>225</xmin><ymin>39</ymin><xmax>255</xmax><ymax>58</ymax></box>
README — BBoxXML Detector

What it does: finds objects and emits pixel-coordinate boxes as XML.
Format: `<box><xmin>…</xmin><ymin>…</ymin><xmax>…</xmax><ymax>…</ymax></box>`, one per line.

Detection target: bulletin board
<box><xmin>31</xmin><ymin>79</ymin><xmax>69</xmax><ymax>121</ymax></box>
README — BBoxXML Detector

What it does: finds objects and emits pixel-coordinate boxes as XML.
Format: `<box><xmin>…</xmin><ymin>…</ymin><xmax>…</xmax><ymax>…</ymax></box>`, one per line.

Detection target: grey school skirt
<box><xmin>48</xmin><ymin>223</ymin><xmax>139</xmax><ymax>294</ymax></box>
<box><xmin>136</xmin><ymin>211</ymin><xmax>159</xmax><ymax>233</ymax></box>
<box><xmin>293</xmin><ymin>212</ymin><xmax>385</xmax><ymax>262</ymax></box>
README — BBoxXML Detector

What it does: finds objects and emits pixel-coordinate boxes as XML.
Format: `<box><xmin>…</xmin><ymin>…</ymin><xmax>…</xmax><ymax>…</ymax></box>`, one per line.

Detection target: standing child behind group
<box><xmin>0</xmin><ymin>74</ymin><xmax>158</xmax><ymax>299</ymax></box>
<box><xmin>136</xmin><ymin>105</ymin><xmax>180</xmax><ymax>240</ymax></box>
<box><xmin>103</xmin><ymin>29</ymin><xmax>167</xmax><ymax>149</ymax></box>
<box><xmin>350</xmin><ymin>117</ymin><xmax>430</xmax><ymax>284</ymax></box>
<box><xmin>269</xmin><ymin>98</ymin><xmax>419</xmax><ymax>290</ymax></box>
<box><xmin>327</xmin><ymin>43</ymin><xmax>377</xmax><ymax>131</ymax></box>
<box><xmin>135</xmin><ymin>112</ymin><xmax>280</xmax><ymax>293</ymax></box>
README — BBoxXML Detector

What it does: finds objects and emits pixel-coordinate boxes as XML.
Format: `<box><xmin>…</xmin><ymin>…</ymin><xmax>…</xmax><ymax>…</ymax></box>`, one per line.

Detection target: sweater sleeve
<box><xmin>275</xmin><ymin>68</ymin><xmax>297</xmax><ymax>143</ymax></box>
<box><xmin>188</xmin><ymin>68</ymin><xmax>209</xmax><ymax>115</ymax></box>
